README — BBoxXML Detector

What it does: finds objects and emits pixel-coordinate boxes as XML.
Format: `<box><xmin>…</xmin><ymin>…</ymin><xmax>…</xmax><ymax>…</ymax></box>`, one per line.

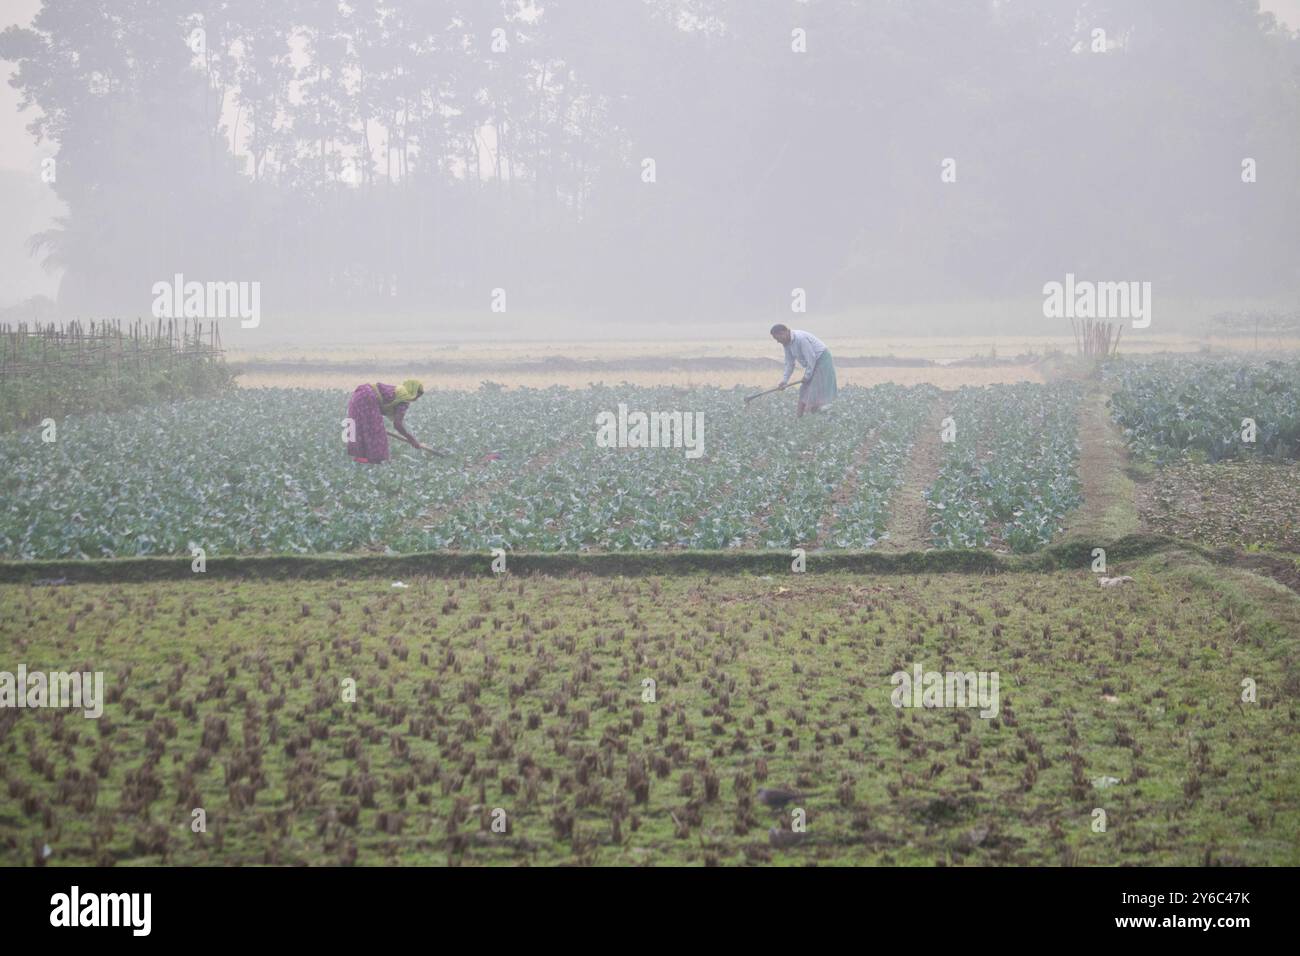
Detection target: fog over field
<box><xmin>2</xmin><ymin>0</ymin><xmax>1297</xmax><ymax>348</ymax></box>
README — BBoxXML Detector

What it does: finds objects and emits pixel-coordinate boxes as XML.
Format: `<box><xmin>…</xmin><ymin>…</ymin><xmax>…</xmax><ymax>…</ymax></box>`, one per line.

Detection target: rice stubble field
<box><xmin>3</xmin><ymin>550</ymin><xmax>1297</xmax><ymax>866</ymax></box>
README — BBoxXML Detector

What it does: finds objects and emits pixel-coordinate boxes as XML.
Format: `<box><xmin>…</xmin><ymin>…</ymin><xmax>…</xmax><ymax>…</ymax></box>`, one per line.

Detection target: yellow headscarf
<box><xmin>375</xmin><ymin>379</ymin><xmax>424</xmax><ymax>413</ymax></box>
<box><xmin>393</xmin><ymin>379</ymin><xmax>424</xmax><ymax>404</ymax></box>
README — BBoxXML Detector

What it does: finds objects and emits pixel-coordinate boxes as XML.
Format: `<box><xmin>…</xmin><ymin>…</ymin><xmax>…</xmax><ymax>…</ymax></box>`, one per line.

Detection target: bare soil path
<box><xmin>876</xmin><ymin>394</ymin><xmax>950</xmax><ymax>551</ymax></box>
<box><xmin>1057</xmin><ymin>384</ymin><xmax>1140</xmax><ymax>547</ymax></box>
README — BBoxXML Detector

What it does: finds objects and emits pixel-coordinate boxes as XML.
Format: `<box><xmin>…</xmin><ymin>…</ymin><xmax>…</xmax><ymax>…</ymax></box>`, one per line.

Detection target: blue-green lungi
<box><xmin>799</xmin><ymin>349</ymin><xmax>838</xmax><ymax>409</ymax></box>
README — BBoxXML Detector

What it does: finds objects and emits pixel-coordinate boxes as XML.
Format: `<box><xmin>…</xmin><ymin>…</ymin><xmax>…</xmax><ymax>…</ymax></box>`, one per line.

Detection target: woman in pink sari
<box><xmin>346</xmin><ymin>379</ymin><xmax>427</xmax><ymax>463</ymax></box>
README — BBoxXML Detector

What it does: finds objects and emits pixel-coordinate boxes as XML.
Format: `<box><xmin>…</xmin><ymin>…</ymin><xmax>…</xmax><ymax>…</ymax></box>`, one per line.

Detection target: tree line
<box><xmin>2</xmin><ymin>0</ymin><xmax>1297</xmax><ymax>323</ymax></box>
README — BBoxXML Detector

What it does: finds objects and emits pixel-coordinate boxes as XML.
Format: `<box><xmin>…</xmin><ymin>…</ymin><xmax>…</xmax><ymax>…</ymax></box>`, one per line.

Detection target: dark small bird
<box><xmin>757</xmin><ymin>787</ymin><xmax>802</xmax><ymax>811</ymax></box>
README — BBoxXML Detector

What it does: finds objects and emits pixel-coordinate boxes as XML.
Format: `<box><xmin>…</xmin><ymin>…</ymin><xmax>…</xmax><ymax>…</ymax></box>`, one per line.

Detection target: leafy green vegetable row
<box><xmin>823</xmin><ymin>384</ymin><xmax>940</xmax><ymax>549</ymax></box>
<box><xmin>2</xmin><ymin>381</ymin><xmax>1088</xmax><ymax>557</ymax></box>
<box><xmin>1104</xmin><ymin>358</ymin><xmax>1300</xmax><ymax>463</ymax></box>
<box><xmin>411</xmin><ymin>384</ymin><xmax>928</xmax><ymax>551</ymax></box>
<box><xmin>925</xmin><ymin>382</ymin><xmax>1082</xmax><ymax>552</ymax></box>
<box><xmin>0</xmin><ymin>388</ymin><xmax>592</xmax><ymax>559</ymax></box>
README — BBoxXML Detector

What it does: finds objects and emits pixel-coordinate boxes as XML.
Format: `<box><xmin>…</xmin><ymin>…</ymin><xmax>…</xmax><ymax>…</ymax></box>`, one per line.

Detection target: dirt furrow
<box><xmin>1058</xmin><ymin>385</ymin><xmax>1140</xmax><ymax>545</ymax></box>
<box><xmin>877</xmin><ymin>394</ymin><xmax>949</xmax><ymax>551</ymax></box>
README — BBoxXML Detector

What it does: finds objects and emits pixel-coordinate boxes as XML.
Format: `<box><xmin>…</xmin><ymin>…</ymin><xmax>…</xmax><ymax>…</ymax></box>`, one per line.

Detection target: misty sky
<box><xmin>2</xmin><ymin>0</ymin><xmax>1300</xmax><ymax>329</ymax></box>
<box><xmin>5</xmin><ymin>0</ymin><xmax>1298</xmax><ymax>174</ymax></box>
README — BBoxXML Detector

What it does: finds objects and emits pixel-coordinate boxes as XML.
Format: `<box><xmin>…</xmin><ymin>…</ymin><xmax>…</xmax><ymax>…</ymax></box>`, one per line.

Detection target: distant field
<box><xmin>227</xmin><ymin>334</ymin><xmax>1300</xmax><ymax>366</ymax></box>
<box><xmin>3</xmin><ymin>550</ymin><xmax>1296</xmax><ymax>866</ymax></box>
<box><xmin>226</xmin><ymin>334</ymin><xmax>1300</xmax><ymax>391</ymax></box>
<box><xmin>232</xmin><ymin>365</ymin><xmax>1048</xmax><ymax>392</ymax></box>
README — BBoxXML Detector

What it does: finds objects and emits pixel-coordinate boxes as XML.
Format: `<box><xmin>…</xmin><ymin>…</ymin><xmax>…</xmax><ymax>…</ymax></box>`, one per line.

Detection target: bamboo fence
<box><xmin>0</xmin><ymin>318</ymin><xmax>224</xmax><ymax>386</ymax></box>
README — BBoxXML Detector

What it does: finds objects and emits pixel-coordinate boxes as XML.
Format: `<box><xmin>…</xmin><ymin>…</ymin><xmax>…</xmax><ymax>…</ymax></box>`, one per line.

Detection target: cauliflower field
<box><xmin>1</xmin><ymin>382</ymin><xmax>1086</xmax><ymax>559</ymax></box>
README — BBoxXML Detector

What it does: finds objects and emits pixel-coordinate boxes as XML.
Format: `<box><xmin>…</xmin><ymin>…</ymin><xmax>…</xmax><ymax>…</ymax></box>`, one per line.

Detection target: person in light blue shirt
<box><xmin>771</xmin><ymin>324</ymin><xmax>838</xmax><ymax>417</ymax></box>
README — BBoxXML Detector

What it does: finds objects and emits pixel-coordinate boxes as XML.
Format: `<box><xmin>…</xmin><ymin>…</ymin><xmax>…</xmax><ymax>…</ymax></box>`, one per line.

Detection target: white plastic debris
<box><xmin>42</xmin><ymin>844</ymin><xmax>52</xmax><ymax>859</ymax></box>
<box><xmin>1092</xmin><ymin>776</ymin><xmax>1121</xmax><ymax>789</ymax></box>
<box><xmin>391</xmin><ymin>581</ymin><xmax>409</xmax><ymax>589</ymax></box>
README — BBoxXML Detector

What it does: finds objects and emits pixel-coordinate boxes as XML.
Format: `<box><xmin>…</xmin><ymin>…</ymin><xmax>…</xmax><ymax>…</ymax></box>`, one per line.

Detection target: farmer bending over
<box><xmin>346</xmin><ymin>379</ymin><xmax>428</xmax><ymax>463</ymax></box>
<box><xmin>771</xmin><ymin>324</ymin><xmax>838</xmax><ymax>417</ymax></box>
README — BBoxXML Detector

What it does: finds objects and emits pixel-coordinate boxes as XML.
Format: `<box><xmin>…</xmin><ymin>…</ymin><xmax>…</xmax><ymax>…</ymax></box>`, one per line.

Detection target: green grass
<box><xmin>0</xmin><ymin>355</ymin><xmax>233</xmax><ymax>433</ymax></box>
<box><xmin>0</xmin><ymin>532</ymin><xmax>1182</xmax><ymax>584</ymax></box>
<box><xmin>2</xmin><ymin>551</ymin><xmax>1298</xmax><ymax>866</ymax></box>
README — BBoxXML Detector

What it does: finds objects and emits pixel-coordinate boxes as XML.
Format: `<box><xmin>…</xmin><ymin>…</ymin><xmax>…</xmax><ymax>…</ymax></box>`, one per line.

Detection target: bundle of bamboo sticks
<box><xmin>1069</xmin><ymin>316</ymin><xmax>1122</xmax><ymax>358</ymax></box>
